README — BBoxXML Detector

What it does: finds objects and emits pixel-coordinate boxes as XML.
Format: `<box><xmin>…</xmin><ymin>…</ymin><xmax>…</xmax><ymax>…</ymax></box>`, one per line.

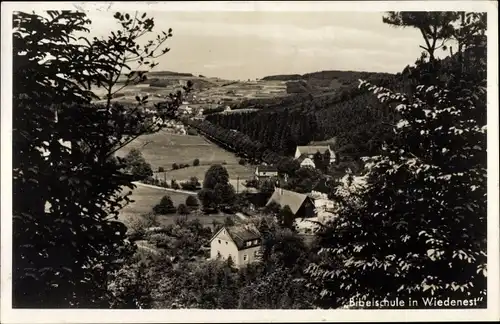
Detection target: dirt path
<box><xmin>132</xmin><ymin>181</ymin><xmax>196</xmax><ymax>195</ymax></box>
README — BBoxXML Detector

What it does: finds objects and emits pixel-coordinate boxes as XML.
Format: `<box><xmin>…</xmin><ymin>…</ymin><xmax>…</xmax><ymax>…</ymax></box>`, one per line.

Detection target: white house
<box><xmin>255</xmin><ymin>165</ymin><xmax>279</xmax><ymax>180</ymax></box>
<box><xmin>209</xmin><ymin>224</ymin><xmax>262</xmax><ymax>268</ymax></box>
<box><xmin>296</xmin><ymin>155</ymin><xmax>316</xmax><ymax>169</ymax></box>
<box><xmin>294</xmin><ymin>145</ymin><xmax>336</xmax><ymax>164</ymax></box>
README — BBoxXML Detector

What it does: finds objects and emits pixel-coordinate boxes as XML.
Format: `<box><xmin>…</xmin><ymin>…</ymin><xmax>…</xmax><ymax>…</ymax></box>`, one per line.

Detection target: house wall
<box><xmin>256</xmin><ymin>171</ymin><xmax>278</xmax><ymax>178</ymax></box>
<box><xmin>314</xmin><ymin>198</ymin><xmax>335</xmax><ymax>211</ymax></box>
<box><xmin>328</xmin><ymin>148</ymin><xmax>336</xmax><ymax>164</ymax></box>
<box><xmin>297</xmin><ymin>199</ymin><xmax>316</xmax><ymax>218</ymax></box>
<box><xmin>210</xmin><ymin>233</ymin><xmax>239</xmax><ymax>263</ymax></box>
<box><xmin>237</xmin><ymin>245</ymin><xmax>261</xmax><ymax>267</ymax></box>
<box><xmin>300</xmin><ymin>158</ymin><xmax>315</xmax><ymax>168</ymax></box>
<box><xmin>294</xmin><ymin>148</ymin><xmax>302</xmax><ymax>159</ymax></box>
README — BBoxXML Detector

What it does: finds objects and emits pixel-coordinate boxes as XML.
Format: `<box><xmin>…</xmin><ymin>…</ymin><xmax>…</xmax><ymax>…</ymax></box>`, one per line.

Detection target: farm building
<box><xmin>294</xmin><ymin>145</ymin><xmax>336</xmax><ymax>164</ymax></box>
<box><xmin>254</xmin><ymin>165</ymin><xmax>279</xmax><ymax>180</ymax></box>
<box><xmin>266</xmin><ymin>188</ymin><xmax>316</xmax><ymax>219</ymax></box>
<box><xmin>209</xmin><ymin>224</ymin><xmax>262</xmax><ymax>268</ymax></box>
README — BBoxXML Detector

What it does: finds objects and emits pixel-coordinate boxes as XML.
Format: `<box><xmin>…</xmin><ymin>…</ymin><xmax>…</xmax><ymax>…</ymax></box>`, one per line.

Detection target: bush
<box><xmin>187</xmin><ymin>128</ymin><xmax>198</xmax><ymax>136</ymax></box>
<box><xmin>186</xmin><ymin>195</ymin><xmax>199</xmax><ymax>208</ymax></box>
<box><xmin>148</xmin><ymin>233</ymin><xmax>172</xmax><ymax>249</ymax></box>
<box><xmin>171</xmin><ymin>180</ymin><xmax>180</xmax><ymax>190</ymax></box>
<box><xmin>172</xmin><ymin>163</ymin><xmax>179</xmax><ymax>170</ymax></box>
<box><xmin>177</xmin><ymin>204</ymin><xmax>190</xmax><ymax>215</ymax></box>
<box><xmin>238</xmin><ymin>159</ymin><xmax>246</xmax><ymax>165</ymax></box>
<box><xmin>180</xmin><ymin>182</ymin><xmax>196</xmax><ymax>191</ymax></box>
<box><xmin>158</xmin><ymin>167</ymin><xmax>165</xmax><ymax>172</ymax></box>
<box><xmin>193</xmin><ymin>158</ymin><xmax>200</xmax><ymax>166</ymax></box>
<box><xmin>152</xmin><ymin>195</ymin><xmax>176</xmax><ymax>214</ymax></box>
<box><xmin>244</xmin><ymin>179</ymin><xmax>259</xmax><ymax>188</ymax></box>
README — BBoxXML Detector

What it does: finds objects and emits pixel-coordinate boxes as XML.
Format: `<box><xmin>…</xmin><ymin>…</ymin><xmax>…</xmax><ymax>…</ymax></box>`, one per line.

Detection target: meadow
<box><xmin>116</xmin><ymin>131</ymin><xmax>255</xmax><ymax>180</ymax></box>
<box><xmin>119</xmin><ymin>184</ymin><xmax>238</xmax><ymax>227</ymax></box>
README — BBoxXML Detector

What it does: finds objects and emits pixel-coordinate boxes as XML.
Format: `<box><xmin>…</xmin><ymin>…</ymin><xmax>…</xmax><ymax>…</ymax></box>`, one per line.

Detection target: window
<box><xmin>246</xmin><ymin>241</ymin><xmax>251</xmax><ymax>247</ymax></box>
<box><xmin>254</xmin><ymin>250</ymin><xmax>258</xmax><ymax>256</ymax></box>
<box><xmin>254</xmin><ymin>240</ymin><xmax>259</xmax><ymax>245</ymax></box>
<box><xmin>243</xmin><ymin>255</ymin><xmax>247</xmax><ymax>261</ymax></box>
<box><xmin>217</xmin><ymin>251</ymin><xmax>221</xmax><ymax>258</ymax></box>
<box><xmin>226</xmin><ymin>241</ymin><xmax>228</xmax><ymax>245</ymax></box>
<box><xmin>218</xmin><ymin>239</ymin><xmax>221</xmax><ymax>244</ymax></box>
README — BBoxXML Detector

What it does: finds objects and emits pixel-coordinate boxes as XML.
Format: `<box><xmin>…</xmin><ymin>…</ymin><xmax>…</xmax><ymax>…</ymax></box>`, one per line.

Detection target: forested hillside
<box><xmin>207</xmin><ymin>72</ymin><xmax>403</xmax><ymax>161</ymax></box>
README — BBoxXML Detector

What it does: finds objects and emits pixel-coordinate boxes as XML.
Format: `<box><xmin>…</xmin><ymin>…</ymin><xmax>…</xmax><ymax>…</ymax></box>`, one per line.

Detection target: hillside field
<box><xmin>119</xmin><ymin>184</ymin><xmax>238</xmax><ymax>227</ymax></box>
<box><xmin>116</xmin><ymin>131</ymin><xmax>254</xmax><ymax>179</ymax></box>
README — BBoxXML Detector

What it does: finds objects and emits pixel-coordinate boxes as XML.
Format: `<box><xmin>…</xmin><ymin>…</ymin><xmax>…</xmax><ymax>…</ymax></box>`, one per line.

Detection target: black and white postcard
<box><xmin>1</xmin><ymin>1</ymin><xmax>498</xmax><ymax>323</ymax></box>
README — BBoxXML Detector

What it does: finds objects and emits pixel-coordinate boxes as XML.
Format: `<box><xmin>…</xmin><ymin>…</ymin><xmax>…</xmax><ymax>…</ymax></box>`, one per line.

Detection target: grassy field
<box><xmin>117</xmin><ymin>131</ymin><xmax>254</xmax><ymax>179</ymax></box>
<box><xmin>163</xmin><ymin>164</ymin><xmax>255</xmax><ymax>182</ymax></box>
<box><xmin>119</xmin><ymin>184</ymin><xmax>238</xmax><ymax>228</ymax></box>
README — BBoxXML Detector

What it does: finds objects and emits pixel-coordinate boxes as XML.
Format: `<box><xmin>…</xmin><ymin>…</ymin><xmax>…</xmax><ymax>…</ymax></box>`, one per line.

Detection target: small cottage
<box><xmin>209</xmin><ymin>224</ymin><xmax>262</xmax><ymax>267</ymax></box>
<box><xmin>266</xmin><ymin>188</ymin><xmax>316</xmax><ymax>219</ymax></box>
<box><xmin>255</xmin><ymin>165</ymin><xmax>279</xmax><ymax>180</ymax></box>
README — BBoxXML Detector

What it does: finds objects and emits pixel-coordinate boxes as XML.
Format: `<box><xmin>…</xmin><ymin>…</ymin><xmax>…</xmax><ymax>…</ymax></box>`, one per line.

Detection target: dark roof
<box><xmin>256</xmin><ymin>165</ymin><xmax>278</xmax><ymax>173</ymax></box>
<box><xmin>212</xmin><ymin>224</ymin><xmax>261</xmax><ymax>250</ymax></box>
<box><xmin>266</xmin><ymin>188</ymin><xmax>310</xmax><ymax>215</ymax></box>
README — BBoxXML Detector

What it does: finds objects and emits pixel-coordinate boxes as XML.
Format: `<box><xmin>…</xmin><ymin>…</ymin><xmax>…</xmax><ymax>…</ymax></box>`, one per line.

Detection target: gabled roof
<box><xmin>256</xmin><ymin>165</ymin><xmax>278</xmax><ymax>173</ymax></box>
<box><xmin>266</xmin><ymin>188</ymin><xmax>310</xmax><ymax>215</ymax></box>
<box><xmin>296</xmin><ymin>145</ymin><xmax>331</xmax><ymax>156</ymax></box>
<box><xmin>210</xmin><ymin>224</ymin><xmax>261</xmax><ymax>250</ymax></box>
<box><xmin>297</xmin><ymin>155</ymin><xmax>315</xmax><ymax>164</ymax></box>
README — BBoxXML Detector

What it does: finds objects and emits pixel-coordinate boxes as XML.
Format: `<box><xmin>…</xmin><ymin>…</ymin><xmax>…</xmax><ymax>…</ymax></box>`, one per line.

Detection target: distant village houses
<box><xmin>209</xmin><ymin>224</ymin><xmax>262</xmax><ymax>268</ymax></box>
<box><xmin>294</xmin><ymin>145</ymin><xmax>336</xmax><ymax>165</ymax></box>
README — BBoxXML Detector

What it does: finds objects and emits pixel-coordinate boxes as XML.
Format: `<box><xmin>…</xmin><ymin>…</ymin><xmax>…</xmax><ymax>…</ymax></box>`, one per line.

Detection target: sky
<box><xmin>84</xmin><ymin>10</ymin><xmax>432</xmax><ymax>80</ymax></box>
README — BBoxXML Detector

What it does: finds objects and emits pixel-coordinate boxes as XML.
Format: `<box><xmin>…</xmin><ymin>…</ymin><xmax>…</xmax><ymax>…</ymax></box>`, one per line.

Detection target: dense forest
<box><xmin>207</xmin><ymin>86</ymin><xmax>400</xmax><ymax>160</ymax></box>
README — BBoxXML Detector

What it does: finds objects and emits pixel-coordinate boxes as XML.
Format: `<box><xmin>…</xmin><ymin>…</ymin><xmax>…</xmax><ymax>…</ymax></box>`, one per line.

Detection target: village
<box><xmin>125</xmin><ymin>123</ymin><xmax>348</xmax><ymax>269</ymax></box>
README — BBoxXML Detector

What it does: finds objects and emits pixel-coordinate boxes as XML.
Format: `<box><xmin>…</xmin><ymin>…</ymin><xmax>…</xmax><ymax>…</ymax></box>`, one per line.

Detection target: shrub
<box><xmin>187</xmin><ymin>128</ymin><xmax>198</xmax><ymax>136</ymax></box>
<box><xmin>152</xmin><ymin>195</ymin><xmax>176</xmax><ymax>214</ymax></box>
<box><xmin>177</xmin><ymin>204</ymin><xmax>190</xmax><ymax>216</ymax></box>
<box><xmin>193</xmin><ymin>158</ymin><xmax>200</xmax><ymax>166</ymax></box>
<box><xmin>172</xmin><ymin>163</ymin><xmax>179</xmax><ymax>170</ymax></box>
<box><xmin>158</xmin><ymin>167</ymin><xmax>165</xmax><ymax>172</ymax></box>
<box><xmin>180</xmin><ymin>182</ymin><xmax>196</xmax><ymax>191</ymax></box>
<box><xmin>171</xmin><ymin>180</ymin><xmax>180</xmax><ymax>190</ymax></box>
<box><xmin>244</xmin><ymin>179</ymin><xmax>259</xmax><ymax>188</ymax></box>
<box><xmin>185</xmin><ymin>195</ymin><xmax>199</xmax><ymax>208</ymax></box>
<box><xmin>238</xmin><ymin>159</ymin><xmax>246</xmax><ymax>165</ymax></box>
